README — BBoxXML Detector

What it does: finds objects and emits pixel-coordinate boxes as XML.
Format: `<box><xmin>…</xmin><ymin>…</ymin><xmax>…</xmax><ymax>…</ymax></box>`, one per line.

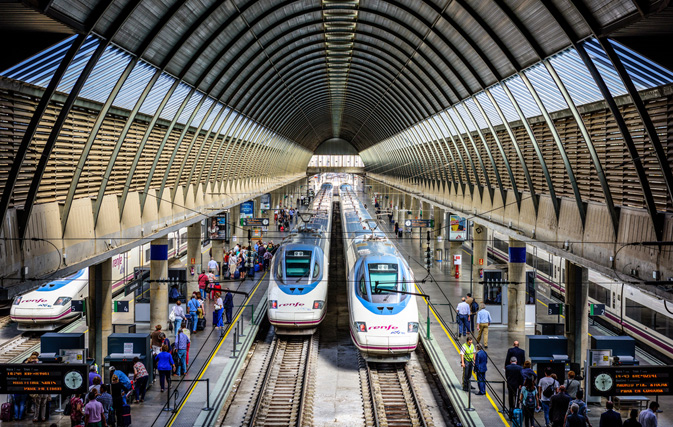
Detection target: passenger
<box><xmin>84</xmin><ymin>390</ymin><xmax>106</xmax><ymax>427</ymax></box>
<box><xmin>622</xmin><ymin>409</ymin><xmax>641</xmax><ymax>427</ymax></box>
<box><xmin>505</xmin><ymin>340</ymin><xmax>525</xmax><ymax>367</ymax></box>
<box><xmin>207</xmin><ymin>257</ymin><xmax>219</xmax><ymax>275</ymax></box>
<box><xmin>150</xmin><ymin>325</ymin><xmax>163</xmax><ymax>356</ymax></box>
<box><xmin>564</xmin><ymin>370</ymin><xmax>581</xmax><ymax>399</ymax></box>
<box><xmin>169</xmin><ymin>284</ymin><xmax>182</xmax><ymax>302</ymax></box>
<box><xmin>263</xmin><ymin>249</ymin><xmax>273</xmax><ymax>271</ymax></box>
<box><xmin>187</xmin><ymin>294</ymin><xmax>199</xmax><ymax>333</ymax></box>
<box><xmin>108</xmin><ymin>366</ymin><xmax>131</xmax><ymax>393</ymax></box>
<box><xmin>456</xmin><ymin>297</ymin><xmax>471</xmax><ymax>337</ymax></box>
<box><xmin>228</xmin><ymin>252</ymin><xmax>238</xmax><ymax>279</ymax></box>
<box><xmin>505</xmin><ymin>357</ymin><xmax>523</xmax><ymax>416</ymax></box>
<box><xmin>475</xmin><ymin>303</ymin><xmax>492</xmax><ymax>348</ymax></box>
<box><xmin>96</xmin><ymin>384</ymin><xmax>112</xmax><ymax>426</ymax></box>
<box><xmin>567</xmin><ymin>390</ymin><xmax>591</xmax><ymax>426</ymax></box>
<box><xmin>175</xmin><ymin>328</ymin><xmax>190</xmax><ymax>376</ymax></box>
<box><xmin>198</xmin><ymin>270</ymin><xmax>209</xmax><ymax>300</ymax></box>
<box><xmin>171</xmin><ymin>300</ymin><xmax>186</xmax><ymax>334</ymax></box>
<box><xmin>89</xmin><ymin>364</ymin><xmax>102</xmax><ymax>387</ymax></box>
<box><xmin>638</xmin><ymin>401</ymin><xmax>659</xmax><ymax>427</ymax></box>
<box><xmin>69</xmin><ymin>392</ymin><xmax>84</xmax><ymax>427</ymax></box>
<box><xmin>519</xmin><ymin>378</ymin><xmax>539</xmax><ymax>427</ymax></box>
<box><xmin>465</xmin><ymin>293</ymin><xmax>476</xmax><ymax>331</ymax></box>
<box><xmin>214</xmin><ymin>292</ymin><xmax>224</xmax><ymax>330</ymax></box>
<box><xmin>109</xmin><ymin>376</ymin><xmax>125</xmax><ymax>427</ymax></box>
<box><xmin>549</xmin><ymin>385</ymin><xmax>571</xmax><ymax>427</ymax></box>
<box><xmin>155</xmin><ymin>344</ymin><xmax>175</xmax><ymax>392</ymax></box>
<box><xmin>88</xmin><ymin>375</ymin><xmax>102</xmax><ymax>399</ymax></box>
<box><xmin>521</xmin><ymin>360</ymin><xmax>537</xmax><ymax>385</ymax></box>
<box><xmin>246</xmin><ymin>248</ymin><xmax>258</xmax><ymax>280</ymax></box>
<box><xmin>474</xmin><ymin>344</ymin><xmax>488</xmax><ymax>395</ymax></box>
<box><xmin>132</xmin><ymin>356</ymin><xmax>149</xmax><ymax>403</ymax></box>
<box><xmin>565</xmin><ymin>403</ymin><xmax>588</xmax><ymax>427</ymax></box>
<box><xmin>23</xmin><ymin>351</ymin><xmax>40</xmax><ymax>363</ymax></box>
<box><xmin>539</xmin><ymin>367</ymin><xmax>559</xmax><ymax>427</ymax></box>
<box><xmin>460</xmin><ymin>336</ymin><xmax>475</xmax><ymax>391</ymax></box>
<box><xmin>223</xmin><ymin>288</ymin><xmax>234</xmax><ymax>324</ymax></box>
<box><xmin>600</xmin><ymin>401</ymin><xmax>622</xmax><ymax>427</ymax></box>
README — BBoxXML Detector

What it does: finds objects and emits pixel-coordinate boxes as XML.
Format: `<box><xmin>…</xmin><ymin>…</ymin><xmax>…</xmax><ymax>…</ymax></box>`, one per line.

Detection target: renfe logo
<box><xmin>279</xmin><ymin>302</ymin><xmax>305</xmax><ymax>307</ymax></box>
<box><xmin>21</xmin><ymin>298</ymin><xmax>48</xmax><ymax>304</ymax></box>
<box><xmin>369</xmin><ymin>325</ymin><xmax>399</xmax><ymax>331</ymax></box>
<box><xmin>112</xmin><ymin>254</ymin><xmax>124</xmax><ymax>275</ymax></box>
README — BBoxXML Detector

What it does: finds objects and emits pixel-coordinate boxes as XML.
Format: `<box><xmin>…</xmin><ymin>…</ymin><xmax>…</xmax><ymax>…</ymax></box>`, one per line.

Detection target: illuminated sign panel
<box><xmin>0</xmin><ymin>363</ymin><xmax>88</xmax><ymax>395</ymax></box>
<box><xmin>590</xmin><ymin>366</ymin><xmax>673</xmax><ymax>396</ymax></box>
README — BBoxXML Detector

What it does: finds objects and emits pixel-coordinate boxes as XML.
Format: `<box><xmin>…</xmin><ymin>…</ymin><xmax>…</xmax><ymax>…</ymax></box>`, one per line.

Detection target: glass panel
<box><xmin>57</xmin><ymin>36</ymin><xmax>101</xmax><ymax>94</ymax></box>
<box><xmin>115</xmin><ymin>61</ymin><xmax>156</xmax><ymax>111</ymax></box>
<box><xmin>1</xmin><ymin>35</ymin><xmax>78</xmax><ymax>83</ymax></box>
<box><xmin>502</xmin><ymin>75</ymin><xmax>542</xmax><ymax>118</ymax></box>
<box><xmin>285</xmin><ymin>250</ymin><xmax>312</xmax><ymax>277</ymax></box>
<box><xmin>368</xmin><ymin>263</ymin><xmax>398</xmax><ymax>292</ymax></box>
<box><xmin>79</xmin><ymin>45</ymin><xmax>131</xmax><ymax>103</ymax></box>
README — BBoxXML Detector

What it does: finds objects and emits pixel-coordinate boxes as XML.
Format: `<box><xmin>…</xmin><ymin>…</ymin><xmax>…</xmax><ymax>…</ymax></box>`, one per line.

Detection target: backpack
<box><xmin>543</xmin><ymin>382</ymin><xmax>555</xmax><ymax>398</ymax></box>
<box><xmin>470</xmin><ymin>300</ymin><xmax>479</xmax><ymax>314</ymax></box>
<box><xmin>523</xmin><ymin>389</ymin><xmax>536</xmax><ymax>408</ymax></box>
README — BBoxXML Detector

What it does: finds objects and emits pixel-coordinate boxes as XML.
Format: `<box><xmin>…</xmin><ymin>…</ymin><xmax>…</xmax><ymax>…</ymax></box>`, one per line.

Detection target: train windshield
<box><xmin>285</xmin><ymin>250</ymin><xmax>313</xmax><ymax>278</ymax></box>
<box><xmin>368</xmin><ymin>263</ymin><xmax>398</xmax><ymax>293</ymax></box>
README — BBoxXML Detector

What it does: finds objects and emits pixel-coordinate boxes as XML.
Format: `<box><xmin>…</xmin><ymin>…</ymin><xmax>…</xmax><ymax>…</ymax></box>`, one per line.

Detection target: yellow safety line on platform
<box><xmin>416</xmin><ymin>285</ymin><xmax>509</xmax><ymax>427</ymax></box>
<box><xmin>167</xmin><ymin>271</ymin><xmax>267</xmax><ymax>426</ymax></box>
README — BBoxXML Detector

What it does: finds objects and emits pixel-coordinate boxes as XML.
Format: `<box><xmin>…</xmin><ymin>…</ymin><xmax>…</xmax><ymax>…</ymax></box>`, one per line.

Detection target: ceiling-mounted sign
<box><xmin>240</xmin><ymin>201</ymin><xmax>254</xmax><ymax>219</ymax></box>
<box><xmin>449</xmin><ymin>215</ymin><xmax>467</xmax><ymax>241</ymax></box>
<box><xmin>260</xmin><ymin>194</ymin><xmax>271</xmax><ymax>210</ymax></box>
<box><xmin>590</xmin><ymin>366</ymin><xmax>673</xmax><ymax>396</ymax></box>
<box><xmin>404</xmin><ymin>219</ymin><xmax>433</xmax><ymax>228</ymax></box>
<box><xmin>241</xmin><ymin>218</ymin><xmax>270</xmax><ymax>227</ymax></box>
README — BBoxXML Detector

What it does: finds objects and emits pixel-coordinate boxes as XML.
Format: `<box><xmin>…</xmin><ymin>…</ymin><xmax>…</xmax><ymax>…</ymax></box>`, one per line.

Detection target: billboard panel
<box><xmin>260</xmin><ymin>193</ymin><xmax>271</xmax><ymax>210</ymax></box>
<box><xmin>240</xmin><ymin>201</ymin><xmax>254</xmax><ymax>218</ymax></box>
<box><xmin>208</xmin><ymin>215</ymin><xmax>228</xmax><ymax>240</ymax></box>
<box><xmin>449</xmin><ymin>215</ymin><xmax>467</xmax><ymax>241</ymax></box>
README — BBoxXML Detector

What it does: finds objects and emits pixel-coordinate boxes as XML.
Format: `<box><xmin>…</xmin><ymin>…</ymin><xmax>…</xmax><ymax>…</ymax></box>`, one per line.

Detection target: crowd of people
<box><xmin>455</xmin><ymin>290</ymin><xmax>660</xmax><ymax>427</ymax></box>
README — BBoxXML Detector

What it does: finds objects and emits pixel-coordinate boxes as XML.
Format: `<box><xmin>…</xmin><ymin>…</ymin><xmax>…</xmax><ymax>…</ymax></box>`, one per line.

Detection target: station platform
<box><xmin>0</xmin><ymin>271</ymin><xmax>270</xmax><ymax>427</ymax></box>
<box><xmin>368</xmin><ymin>204</ymin><xmax>673</xmax><ymax>427</ymax></box>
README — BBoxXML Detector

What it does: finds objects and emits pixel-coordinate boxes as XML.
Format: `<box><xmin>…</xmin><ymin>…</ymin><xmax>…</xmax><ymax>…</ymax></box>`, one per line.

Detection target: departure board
<box><xmin>0</xmin><ymin>363</ymin><xmax>88</xmax><ymax>395</ymax></box>
<box><xmin>590</xmin><ymin>366</ymin><xmax>673</xmax><ymax>396</ymax></box>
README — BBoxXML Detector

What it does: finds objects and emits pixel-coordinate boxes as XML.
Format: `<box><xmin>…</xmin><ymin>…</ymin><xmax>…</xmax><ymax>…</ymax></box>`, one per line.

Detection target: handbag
<box><xmin>169</xmin><ymin>310</ymin><xmax>176</xmax><ymax>322</ymax></box>
<box><xmin>214</xmin><ymin>304</ymin><xmax>222</xmax><ymax>310</ymax></box>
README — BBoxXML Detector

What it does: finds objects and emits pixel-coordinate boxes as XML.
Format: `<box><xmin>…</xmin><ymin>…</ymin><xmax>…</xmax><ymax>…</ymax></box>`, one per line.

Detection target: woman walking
<box><xmin>155</xmin><ymin>344</ymin><xmax>175</xmax><ymax>392</ymax></box>
<box><xmin>214</xmin><ymin>292</ymin><xmax>224</xmax><ymax>330</ymax></box>
<box><xmin>132</xmin><ymin>357</ymin><xmax>149</xmax><ymax>403</ymax></box>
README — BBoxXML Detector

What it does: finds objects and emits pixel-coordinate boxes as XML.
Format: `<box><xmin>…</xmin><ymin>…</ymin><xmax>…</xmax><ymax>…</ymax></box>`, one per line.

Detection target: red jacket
<box><xmin>198</xmin><ymin>273</ymin><xmax>209</xmax><ymax>289</ymax></box>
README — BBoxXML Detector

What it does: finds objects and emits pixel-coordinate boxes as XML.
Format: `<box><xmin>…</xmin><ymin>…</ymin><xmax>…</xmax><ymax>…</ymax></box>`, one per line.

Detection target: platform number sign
<box><xmin>114</xmin><ymin>301</ymin><xmax>129</xmax><ymax>313</ymax></box>
<box><xmin>547</xmin><ymin>303</ymin><xmax>563</xmax><ymax>316</ymax></box>
<box><xmin>590</xmin><ymin>304</ymin><xmax>605</xmax><ymax>316</ymax></box>
<box><xmin>71</xmin><ymin>300</ymin><xmax>85</xmax><ymax>313</ymax></box>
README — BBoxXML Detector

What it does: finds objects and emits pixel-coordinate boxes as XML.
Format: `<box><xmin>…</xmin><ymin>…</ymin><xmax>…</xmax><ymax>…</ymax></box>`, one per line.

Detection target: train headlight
<box><xmin>13</xmin><ymin>296</ymin><xmax>22</xmax><ymax>305</ymax></box>
<box><xmin>270</xmin><ymin>300</ymin><xmax>278</xmax><ymax>309</ymax></box>
<box><xmin>313</xmin><ymin>301</ymin><xmax>324</xmax><ymax>310</ymax></box>
<box><xmin>54</xmin><ymin>297</ymin><xmax>72</xmax><ymax>306</ymax></box>
<box><xmin>408</xmin><ymin>322</ymin><xmax>419</xmax><ymax>333</ymax></box>
<box><xmin>355</xmin><ymin>322</ymin><xmax>367</xmax><ymax>332</ymax></box>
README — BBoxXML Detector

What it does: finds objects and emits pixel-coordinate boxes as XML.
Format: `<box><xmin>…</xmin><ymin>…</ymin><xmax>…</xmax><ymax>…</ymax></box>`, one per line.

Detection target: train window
<box><xmin>368</xmin><ymin>263</ymin><xmax>398</xmax><ymax>293</ymax></box>
<box><xmin>625</xmin><ymin>298</ymin><xmax>673</xmax><ymax>340</ymax></box>
<box><xmin>359</xmin><ymin>277</ymin><xmax>367</xmax><ymax>297</ymax></box>
<box><xmin>588</xmin><ymin>281</ymin><xmax>610</xmax><ymax>305</ymax></box>
<box><xmin>285</xmin><ymin>250</ymin><xmax>312</xmax><ymax>277</ymax></box>
<box><xmin>526</xmin><ymin>252</ymin><xmax>553</xmax><ymax>278</ymax></box>
<box><xmin>312</xmin><ymin>262</ymin><xmax>320</xmax><ymax>279</ymax></box>
<box><xmin>493</xmin><ymin>238</ymin><xmax>508</xmax><ymax>254</ymax></box>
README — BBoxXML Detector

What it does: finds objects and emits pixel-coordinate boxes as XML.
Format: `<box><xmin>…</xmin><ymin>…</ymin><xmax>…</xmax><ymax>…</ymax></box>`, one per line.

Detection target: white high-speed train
<box><xmin>268</xmin><ymin>183</ymin><xmax>334</xmax><ymax>334</ymax></box>
<box><xmin>10</xmin><ymin>227</ymin><xmax>190</xmax><ymax>331</ymax></box>
<box><xmin>487</xmin><ymin>230</ymin><xmax>673</xmax><ymax>362</ymax></box>
<box><xmin>340</xmin><ymin>184</ymin><xmax>419</xmax><ymax>362</ymax></box>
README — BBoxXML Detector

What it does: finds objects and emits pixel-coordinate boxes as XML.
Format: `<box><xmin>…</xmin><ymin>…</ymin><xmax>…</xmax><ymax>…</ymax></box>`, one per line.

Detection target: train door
<box><xmin>482</xmin><ymin>270</ymin><xmax>504</xmax><ymax>324</ymax></box>
<box><xmin>525</xmin><ymin>271</ymin><xmax>537</xmax><ymax>327</ymax></box>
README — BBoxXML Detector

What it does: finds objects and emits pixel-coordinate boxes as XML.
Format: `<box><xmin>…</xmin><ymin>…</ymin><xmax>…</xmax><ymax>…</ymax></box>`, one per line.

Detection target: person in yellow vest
<box><xmin>460</xmin><ymin>336</ymin><xmax>476</xmax><ymax>391</ymax></box>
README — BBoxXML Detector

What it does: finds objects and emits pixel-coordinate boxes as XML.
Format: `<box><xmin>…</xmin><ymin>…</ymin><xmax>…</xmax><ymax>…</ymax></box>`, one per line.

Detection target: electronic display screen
<box><xmin>590</xmin><ymin>366</ymin><xmax>673</xmax><ymax>396</ymax></box>
<box><xmin>0</xmin><ymin>363</ymin><xmax>88</xmax><ymax>395</ymax></box>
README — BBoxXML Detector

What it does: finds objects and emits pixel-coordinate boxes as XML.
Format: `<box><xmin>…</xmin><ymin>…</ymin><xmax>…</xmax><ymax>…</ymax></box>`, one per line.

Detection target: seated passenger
<box><xmin>169</xmin><ymin>285</ymin><xmax>182</xmax><ymax>302</ymax></box>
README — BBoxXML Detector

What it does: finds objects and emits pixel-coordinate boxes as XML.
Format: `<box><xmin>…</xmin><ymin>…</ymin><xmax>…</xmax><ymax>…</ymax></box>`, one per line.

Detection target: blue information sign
<box><xmin>240</xmin><ymin>201</ymin><xmax>254</xmax><ymax>218</ymax></box>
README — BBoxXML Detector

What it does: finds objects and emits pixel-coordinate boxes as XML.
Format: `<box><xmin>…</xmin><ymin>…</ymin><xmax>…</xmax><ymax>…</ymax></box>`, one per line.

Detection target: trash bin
<box><xmin>435</xmin><ymin>248</ymin><xmax>442</xmax><ymax>262</ymax></box>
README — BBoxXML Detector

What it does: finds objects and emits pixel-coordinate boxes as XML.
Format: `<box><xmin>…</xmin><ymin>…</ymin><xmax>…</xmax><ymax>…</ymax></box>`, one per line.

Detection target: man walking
<box><xmin>539</xmin><ymin>367</ymin><xmax>559</xmax><ymax>427</ymax></box>
<box><xmin>638</xmin><ymin>401</ymin><xmax>659</xmax><ymax>427</ymax></box>
<box><xmin>505</xmin><ymin>341</ymin><xmax>525</xmax><ymax>367</ymax></box>
<box><xmin>175</xmin><ymin>328</ymin><xmax>190</xmax><ymax>376</ymax></box>
<box><xmin>599</xmin><ymin>401</ymin><xmax>622</xmax><ymax>427</ymax></box>
<box><xmin>207</xmin><ymin>257</ymin><xmax>219</xmax><ymax>275</ymax></box>
<box><xmin>223</xmin><ymin>289</ymin><xmax>234</xmax><ymax>324</ymax></box>
<box><xmin>474</xmin><ymin>344</ymin><xmax>488</xmax><ymax>395</ymax></box>
<box><xmin>460</xmin><ymin>336</ymin><xmax>476</xmax><ymax>391</ymax></box>
<box><xmin>187</xmin><ymin>295</ymin><xmax>199</xmax><ymax>333</ymax></box>
<box><xmin>456</xmin><ymin>297</ymin><xmax>471</xmax><ymax>337</ymax></box>
<box><xmin>505</xmin><ymin>357</ymin><xmax>523</xmax><ymax>416</ymax></box>
<box><xmin>476</xmin><ymin>303</ymin><xmax>492</xmax><ymax>348</ymax></box>
<box><xmin>549</xmin><ymin>385</ymin><xmax>571</xmax><ymax>427</ymax></box>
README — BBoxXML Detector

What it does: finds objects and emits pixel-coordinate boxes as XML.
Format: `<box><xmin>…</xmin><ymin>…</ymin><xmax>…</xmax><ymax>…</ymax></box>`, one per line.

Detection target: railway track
<box><xmin>0</xmin><ymin>315</ymin><xmax>12</xmax><ymax>329</ymax></box>
<box><xmin>0</xmin><ymin>334</ymin><xmax>42</xmax><ymax>363</ymax></box>
<box><xmin>246</xmin><ymin>334</ymin><xmax>318</xmax><ymax>426</ymax></box>
<box><xmin>361</xmin><ymin>357</ymin><xmax>431</xmax><ymax>427</ymax></box>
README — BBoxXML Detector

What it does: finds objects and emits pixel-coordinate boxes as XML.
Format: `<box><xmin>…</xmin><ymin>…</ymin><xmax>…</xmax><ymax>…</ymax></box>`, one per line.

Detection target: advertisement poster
<box><xmin>240</xmin><ymin>201</ymin><xmax>254</xmax><ymax>218</ymax></box>
<box><xmin>208</xmin><ymin>215</ymin><xmax>228</xmax><ymax>240</ymax></box>
<box><xmin>449</xmin><ymin>215</ymin><xmax>467</xmax><ymax>241</ymax></box>
<box><xmin>260</xmin><ymin>193</ymin><xmax>271</xmax><ymax>210</ymax></box>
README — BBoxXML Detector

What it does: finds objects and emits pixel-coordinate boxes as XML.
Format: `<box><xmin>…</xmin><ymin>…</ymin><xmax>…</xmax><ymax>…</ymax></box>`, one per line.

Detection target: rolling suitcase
<box><xmin>512</xmin><ymin>408</ymin><xmax>522</xmax><ymax>427</ymax></box>
<box><xmin>122</xmin><ymin>403</ymin><xmax>132</xmax><ymax>426</ymax></box>
<box><xmin>197</xmin><ymin>317</ymin><xmax>206</xmax><ymax>330</ymax></box>
<box><xmin>234</xmin><ymin>270</ymin><xmax>240</xmax><ymax>279</ymax></box>
<box><xmin>1</xmin><ymin>397</ymin><xmax>12</xmax><ymax>422</ymax></box>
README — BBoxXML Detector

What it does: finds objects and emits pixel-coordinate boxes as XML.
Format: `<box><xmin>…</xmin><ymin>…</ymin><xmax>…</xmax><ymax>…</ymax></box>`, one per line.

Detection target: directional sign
<box><xmin>404</xmin><ymin>219</ymin><xmax>434</xmax><ymax>228</ymax></box>
<box><xmin>590</xmin><ymin>366</ymin><xmax>673</xmax><ymax>396</ymax></box>
<box><xmin>241</xmin><ymin>218</ymin><xmax>270</xmax><ymax>227</ymax></box>
<box><xmin>114</xmin><ymin>301</ymin><xmax>129</xmax><ymax>313</ymax></box>
<box><xmin>547</xmin><ymin>303</ymin><xmax>563</xmax><ymax>316</ymax></box>
<box><xmin>590</xmin><ymin>304</ymin><xmax>605</xmax><ymax>316</ymax></box>
<box><xmin>71</xmin><ymin>300</ymin><xmax>85</xmax><ymax>313</ymax></box>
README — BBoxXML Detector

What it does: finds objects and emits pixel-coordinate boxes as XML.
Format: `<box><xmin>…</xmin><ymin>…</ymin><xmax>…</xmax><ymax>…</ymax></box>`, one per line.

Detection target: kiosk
<box><xmin>527</xmin><ymin>335</ymin><xmax>569</xmax><ymax>366</ymax></box>
<box><xmin>591</xmin><ymin>336</ymin><xmax>639</xmax><ymax>365</ymax></box>
<box><xmin>38</xmin><ymin>333</ymin><xmax>87</xmax><ymax>363</ymax></box>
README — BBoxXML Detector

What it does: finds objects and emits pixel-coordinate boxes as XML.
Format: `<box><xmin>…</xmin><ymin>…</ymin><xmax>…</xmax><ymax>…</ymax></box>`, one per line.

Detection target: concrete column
<box><xmin>507</xmin><ymin>238</ymin><xmax>527</xmax><ymax>335</ymax></box>
<box><xmin>565</xmin><ymin>261</ymin><xmax>589</xmax><ymax>365</ymax></box>
<box><xmin>186</xmin><ymin>223</ymin><xmax>201</xmax><ymax>296</ymax></box>
<box><xmin>471</xmin><ymin>222</ymin><xmax>488</xmax><ymax>303</ymax></box>
<box><xmin>88</xmin><ymin>259</ymin><xmax>112</xmax><ymax>369</ymax></box>
<box><xmin>150</xmin><ymin>237</ymin><xmax>169</xmax><ymax>331</ymax></box>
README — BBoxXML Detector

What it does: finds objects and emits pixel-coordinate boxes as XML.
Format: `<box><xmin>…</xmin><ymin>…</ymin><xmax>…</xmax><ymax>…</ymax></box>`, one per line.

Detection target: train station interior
<box><xmin>1</xmin><ymin>0</ymin><xmax>673</xmax><ymax>426</ymax></box>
